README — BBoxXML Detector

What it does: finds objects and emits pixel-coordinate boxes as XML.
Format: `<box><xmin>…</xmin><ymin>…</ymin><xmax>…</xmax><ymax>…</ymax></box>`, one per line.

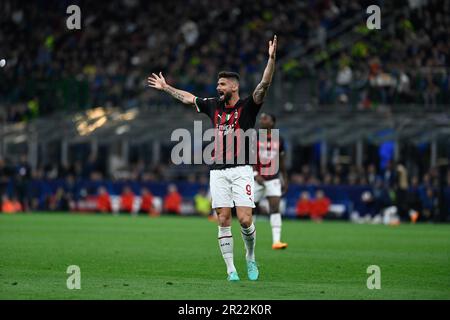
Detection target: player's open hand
<box><xmin>268</xmin><ymin>35</ymin><xmax>277</xmax><ymax>59</ymax></box>
<box><xmin>147</xmin><ymin>72</ymin><xmax>167</xmax><ymax>90</ymax></box>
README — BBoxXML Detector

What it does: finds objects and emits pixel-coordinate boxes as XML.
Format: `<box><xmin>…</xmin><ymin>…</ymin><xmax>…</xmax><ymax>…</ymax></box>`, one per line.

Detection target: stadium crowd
<box><xmin>1</xmin><ymin>154</ymin><xmax>447</xmax><ymax>222</ymax></box>
<box><xmin>316</xmin><ymin>0</ymin><xmax>450</xmax><ymax>109</ymax></box>
<box><xmin>1</xmin><ymin>0</ymin><xmax>448</xmax><ymax>124</ymax></box>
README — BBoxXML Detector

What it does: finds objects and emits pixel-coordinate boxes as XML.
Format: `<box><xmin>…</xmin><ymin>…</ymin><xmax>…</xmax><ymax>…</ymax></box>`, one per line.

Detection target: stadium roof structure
<box><xmin>2</xmin><ymin>108</ymin><xmax>450</xmax><ymax>151</ymax></box>
<box><xmin>284</xmin><ymin>111</ymin><xmax>450</xmax><ymax>147</ymax></box>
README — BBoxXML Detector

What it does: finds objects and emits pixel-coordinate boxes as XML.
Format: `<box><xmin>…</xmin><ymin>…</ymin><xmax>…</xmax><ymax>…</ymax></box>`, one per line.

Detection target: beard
<box><xmin>221</xmin><ymin>92</ymin><xmax>232</xmax><ymax>104</ymax></box>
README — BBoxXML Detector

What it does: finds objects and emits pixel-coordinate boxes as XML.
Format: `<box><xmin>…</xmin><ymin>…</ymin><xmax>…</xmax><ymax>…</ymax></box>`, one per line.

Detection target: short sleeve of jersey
<box><xmin>247</xmin><ymin>95</ymin><xmax>263</xmax><ymax>117</ymax></box>
<box><xmin>194</xmin><ymin>97</ymin><xmax>217</xmax><ymax>119</ymax></box>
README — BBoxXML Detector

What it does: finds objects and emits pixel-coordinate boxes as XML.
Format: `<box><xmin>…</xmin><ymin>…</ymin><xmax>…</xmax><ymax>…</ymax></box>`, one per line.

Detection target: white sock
<box><xmin>270</xmin><ymin>213</ymin><xmax>282</xmax><ymax>244</ymax></box>
<box><xmin>218</xmin><ymin>226</ymin><xmax>236</xmax><ymax>274</ymax></box>
<box><xmin>241</xmin><ymin>223</ymin><xmax>256</xmax><ymax>262</ymax></box>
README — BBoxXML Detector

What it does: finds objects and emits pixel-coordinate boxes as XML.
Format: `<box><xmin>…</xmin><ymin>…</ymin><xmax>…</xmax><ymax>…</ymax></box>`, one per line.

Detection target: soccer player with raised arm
<box><xmin>147</xmin><ymin>35</ymin><xmax>277</xmax><ymax>281</ymax></box>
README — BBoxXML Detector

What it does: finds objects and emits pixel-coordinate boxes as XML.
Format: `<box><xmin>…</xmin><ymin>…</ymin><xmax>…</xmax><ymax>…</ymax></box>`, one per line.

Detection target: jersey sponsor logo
<box><xmin>218</xmin><ymin>123</ymin><xmax>236</xmax><ymax>135</ymax></box>
<box><xmin>216</xmin><ymin>109</ymin><xmax>240</xmax><ymax>136</ymax></box>
<box><xmin>256</xmin><ymin>134</ymin><xmax>282</xmax><ymax>178</ymax></box>
<box><xmin>170</xmin><ymin>121</ymin><xmax>280</xmax><ymax>174</ymax></box>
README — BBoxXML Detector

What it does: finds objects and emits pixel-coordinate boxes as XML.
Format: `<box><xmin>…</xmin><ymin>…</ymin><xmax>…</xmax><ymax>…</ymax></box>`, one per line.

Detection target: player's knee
<box><xmin>269</xmin><ymin>206</ymin><xmax>279</xmax><ymax>214</ymax></box>
<box><xmin>238</xmin><ymin>215</ymin><xmax>253</xmax><ymax>228</ymax></box>
<box><xmin>216</xmin><ymin>208</ymin><xmax>231</xmax><ymax>226</ymax></box>
<box><xmin>268</xmin><ymin>199</ymin><xmax>280</xmax><ymax>213</ymax></box>
<box><xmin>218</xmin><ymin>217</ymin><xmax>231</xmax><ymax>227</ymax></box>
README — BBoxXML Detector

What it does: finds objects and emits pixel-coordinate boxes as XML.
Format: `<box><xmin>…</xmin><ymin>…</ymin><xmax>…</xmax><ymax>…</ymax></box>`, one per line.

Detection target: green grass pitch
<box><xmin>0</xmin><ymin>213</ymin><xmax>449</xmax><ymax>300</ymax></box>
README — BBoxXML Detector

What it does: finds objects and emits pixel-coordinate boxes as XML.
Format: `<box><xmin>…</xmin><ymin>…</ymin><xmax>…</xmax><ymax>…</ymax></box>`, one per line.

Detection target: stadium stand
<box><xmin>0</xmin><ymin>0</ymin><xmax>448</xmax><ymax>120</ymax></box>
<box><xmin>0</xmin><ymin>0</ymin><xmax>449</xmax><ymax>222</ymax></box>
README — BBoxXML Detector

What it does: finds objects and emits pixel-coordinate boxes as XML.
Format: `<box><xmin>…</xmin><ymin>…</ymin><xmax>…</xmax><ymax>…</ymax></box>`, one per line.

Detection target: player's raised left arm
<box><xmin>253</xmin><ymin>35</ymin><xmax>277</xmax><ymax>105</ymax></box>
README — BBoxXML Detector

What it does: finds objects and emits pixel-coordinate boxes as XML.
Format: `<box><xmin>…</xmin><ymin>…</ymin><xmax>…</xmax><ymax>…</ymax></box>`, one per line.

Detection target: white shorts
<box><xmin>254</xmin><ymin>178</ymin><xmax>282</xmax><ymax>203</ymax></box>
<box><xmin>210</xmin><ymin>165</ymin><xmax>255</xmax><ymax>208</ymax></box>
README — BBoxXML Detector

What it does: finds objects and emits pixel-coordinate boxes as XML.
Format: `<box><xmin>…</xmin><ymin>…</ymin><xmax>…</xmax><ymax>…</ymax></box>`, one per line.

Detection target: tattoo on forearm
<box><xmin>262</xmin><ymin>58</ymin><xmax>275</xmax><ymax>83</ymax></box>
<box><xmin>165</xmin><ymin>86</ymin><xmax>185</xmax><ymax>102</ymax></box>
<box><xmin>254</xmin><ymin>82</ymin><xmax>270</xmax><ymax>102</ymax></box>
<box><xmin>254</xmin><ymin>58</ymin><xmax>276</xmax><ymax>103</ymax></box>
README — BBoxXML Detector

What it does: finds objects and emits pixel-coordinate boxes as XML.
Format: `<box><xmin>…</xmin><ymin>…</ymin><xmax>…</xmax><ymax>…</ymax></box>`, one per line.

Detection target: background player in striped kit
<box><xmin>254</xmin><ymin>112</ymin><xmax>289</xmax><ymax>249</ymax></box>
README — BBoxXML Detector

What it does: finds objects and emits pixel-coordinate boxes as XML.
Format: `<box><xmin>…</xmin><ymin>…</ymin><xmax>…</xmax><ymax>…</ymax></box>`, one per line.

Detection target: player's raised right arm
<box><xmin>147</xmin><ymin>72</ymin><xmax>195</xmax><ymax>105</ymax></box>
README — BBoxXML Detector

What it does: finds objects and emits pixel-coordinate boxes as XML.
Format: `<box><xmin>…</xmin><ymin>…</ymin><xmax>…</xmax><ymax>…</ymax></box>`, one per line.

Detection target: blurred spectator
<box><xmin>83</xmin><ymin>153</ymin><xmax>101</xmax><ymax>179</ymax></box>
<box><xmin>382</xmin><ymin>161</ymin><xmax>396</xmax><ymax>188</ymax></box>
<box><xmin>407</xmin><ymin>176</ymin><xmax>422</xmax><ymax>223</ymax></box>
<box><xmin>140</xmin><ymin>187</ymin><xmax>158</xmax><ymax>216</ymax></box>
<box><xmin>14</xmin><ymin>154</ymin><xmax>31</xmax><ymax>211</ymax></box>
<box><xmin>180</xmin><ymin>20</ymin><xmax>199</xmax><ymax>46</ymax></box>
<box><xmin>421</xmin><ymin>187</ymin><xmax>438</xmax><ymax>221</ymax></box>
<box><xmin>48</xmin><ymin>187</ymin><xmax>70</xmax><ymax>211</ymax></box>
<box><xmin>97</xmin><ymin>187</ymin><xmax>111</xmax><ymax>213</ymax></box>
<box><xmin>395</xmin><ymin>163</ymin><xmax>409</xmax><ymax>218</ymax></box>
<box><xmin>164</xmin><ymin>184</ymin><xmax>182</xmax><ymax>214</ymax></box>
<box><xmin>120</xmin><ymin>186</ymin><xmax>135</xmax><ymax>213</ymax></box>
<box><xmin>422</xmin><ymin>73</ymin><xmax>439</xmax><ymax>110</ymax></box>
<box><xmin>335</xmin><ymin>54</ymin><xmax>353</xmax><ymax>102</ymax></box>
<box><xmin>296</xmin><ymin>191</ymin><xmax>312</xmax><ymax>218</ymax></box>
<box><xmin>194</xmin><ymin>188</ymin><xmax>211</xmax><ymax>217</ymax></box>
<box><xmin>396</xmin><ymin>68</ymin><xmax>411</xmax><ymax>102</ymax></box>
<box><xmin>0</xmin><ymin>158</ymin><xmax>12</xmax><ymax>209</ymax></box>
<box><xmin>366</xmin><ymin>164</ymin><xmax>379</xmax><ymax>186</ymax></box>
<box><xmin>310</xmin><ymin>190</ymin><xmax>331</xmax><ymax>221</ymax></box>
<box><xmin>360</xmin><ymin>191</ymin><xmax>377</xmax><ymax>218</ymax></box>
<box><xmin>372</xmin><ymin>178</ymin><xmax>393</xmax><ymax>213</ymax></box>
<box><xmin>1</xmin><ymin>194</ymin><xmax>22</xmax><ymax>213</ymax></box>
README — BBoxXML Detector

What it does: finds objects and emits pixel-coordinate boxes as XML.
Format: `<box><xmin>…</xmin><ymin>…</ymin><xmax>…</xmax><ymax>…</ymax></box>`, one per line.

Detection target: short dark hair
<box><xmin>263</xmin><ymin>112</ymin><xmax>276</xmax><ymax>125</ymax></box>
<box><xmin>218</xmin><ymin>71</ymin><xmax>240</xmax><ymax>82</ymax></box>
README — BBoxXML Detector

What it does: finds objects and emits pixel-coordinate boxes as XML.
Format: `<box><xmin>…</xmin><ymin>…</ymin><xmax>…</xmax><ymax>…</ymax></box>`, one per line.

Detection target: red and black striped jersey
<box><xmin>194</xmin><ymin>95</ymin><xmax>262</xmax><ymax>170</ymax></box>
<box><xmin>255</xmin><ymin>133</ymin><xmax>285</xmax><ymax>180</ymax></box>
